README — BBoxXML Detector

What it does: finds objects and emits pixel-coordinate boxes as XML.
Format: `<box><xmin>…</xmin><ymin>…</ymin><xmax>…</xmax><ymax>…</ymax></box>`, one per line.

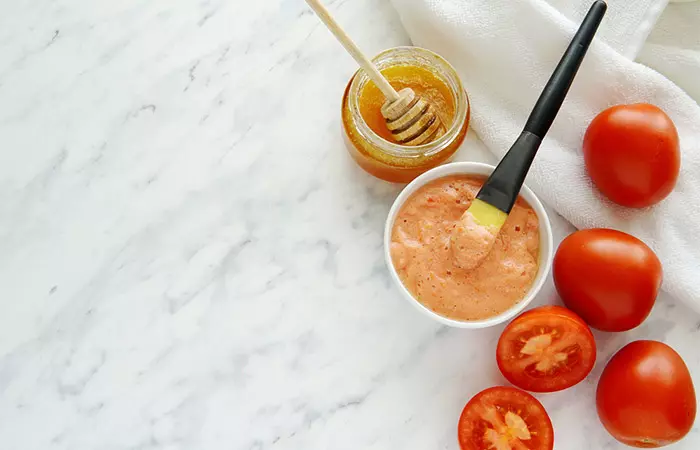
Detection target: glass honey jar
<box><xmin>342</xmin><ymin>46</ymin><xmax>470</xmax><ymax>183</ymax></box>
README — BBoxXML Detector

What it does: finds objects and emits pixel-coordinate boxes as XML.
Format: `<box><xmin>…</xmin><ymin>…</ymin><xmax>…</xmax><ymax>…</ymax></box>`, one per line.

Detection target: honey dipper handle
<box><xmin>305</xmin><ymin>0</ymin><xmax>400</xmax><ymax>102</ymax></box>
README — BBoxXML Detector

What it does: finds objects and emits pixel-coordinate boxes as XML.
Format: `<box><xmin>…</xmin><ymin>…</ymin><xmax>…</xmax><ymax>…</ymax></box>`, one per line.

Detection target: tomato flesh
<box><xmin>458</xmin><ymin>386</ymin><xmax>553</xmax><ymax>450</ymax></box>
<box><xmin>497</xmin><ymin>306</ymin><xmax>596</xmax><ymax>393</ymax></box>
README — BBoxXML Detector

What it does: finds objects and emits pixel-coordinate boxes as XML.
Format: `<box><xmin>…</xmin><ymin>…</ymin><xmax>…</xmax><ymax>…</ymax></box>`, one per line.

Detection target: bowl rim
<box><xmin>383</xmin><ymin>161</ymin><xmax>554</xmax><ymax>329</ymax></box>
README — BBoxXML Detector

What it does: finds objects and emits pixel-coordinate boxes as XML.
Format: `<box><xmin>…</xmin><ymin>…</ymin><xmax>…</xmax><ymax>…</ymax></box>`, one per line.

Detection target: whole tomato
<box><xmin>583</xmin><ymin>103</ymin><xmax>680</xmax><ymax>208</ymax></box>
<box><xmin>553</xmin><ymin>228</ymin><xmax>662</xmax><ymax>331</ymax></box>
<box><xmin>597</xmin><ymin>341</ymin><xmax>696</xmax><ymax>447</ymax></box>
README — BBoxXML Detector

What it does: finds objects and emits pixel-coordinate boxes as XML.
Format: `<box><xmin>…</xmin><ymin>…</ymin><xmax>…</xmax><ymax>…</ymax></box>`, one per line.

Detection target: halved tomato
<box><xmin>496</xmin><ymin>306</ymin><xmax>596</xmax><ymax>393</ymax></box>
<box><xmin>458</xmin><ymin>386</ymin><xmax>554</xmax><ymax>450</ymax></box>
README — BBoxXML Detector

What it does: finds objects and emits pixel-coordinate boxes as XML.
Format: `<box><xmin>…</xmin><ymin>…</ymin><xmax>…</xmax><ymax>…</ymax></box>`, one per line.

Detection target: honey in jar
<box><xmin>358</xmin><ymin>65</ymin><xmax>456</xmax><ymax>144</ymax></box>
<box><xmin>342</xmin><ymin>47</ymin><xmax>470</xmax><ymax>183</ymax></box>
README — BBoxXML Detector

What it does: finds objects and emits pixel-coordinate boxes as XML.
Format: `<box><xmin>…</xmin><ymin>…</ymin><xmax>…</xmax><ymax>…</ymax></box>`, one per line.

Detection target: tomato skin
<box><xmin>597</xmin><ymin>341</ymin><xmax>696</xmax><ymax>447</ymax></box>
<box><xmin>553</xmin><ymin>229</ymin><xmax>662</xmax><ymax>332</ymax></box>
<box><xmin>497</xmin><ymin>306</ymin><xmax>596</xmax><ymax>393</ymax></box>
<box><xmin>583</xmin><ymin>103</ymin><xmax>680</xmax><ymax>208</ymax></box>
<box><xmin>583</xmin><ymin>103</ymin><xmax>681</xmax><ymax>208</ymax></box>
<box><xmin>458</xmin><ymin>386</ymin><xmax>554</xmax><ymax>450</ymax></box>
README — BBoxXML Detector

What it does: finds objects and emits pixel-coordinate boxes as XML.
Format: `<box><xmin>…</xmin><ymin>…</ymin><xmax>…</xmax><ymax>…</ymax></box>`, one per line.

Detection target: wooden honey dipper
<box><xmin>305</xmin><ymin>0</ymin><xmax>445</xmax><ymax>146</ymax></box>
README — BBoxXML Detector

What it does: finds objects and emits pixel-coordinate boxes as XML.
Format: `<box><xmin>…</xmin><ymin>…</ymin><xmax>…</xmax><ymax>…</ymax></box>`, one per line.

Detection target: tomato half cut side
<box><xmin>497</xmin><ymin>306</ymin><xmax>596</xmax><ymax>393</ymax></box>
<box><xmin>458</xmin><ymin>386</ymin><xmax>553</xmax><ymax>450</ymax></box>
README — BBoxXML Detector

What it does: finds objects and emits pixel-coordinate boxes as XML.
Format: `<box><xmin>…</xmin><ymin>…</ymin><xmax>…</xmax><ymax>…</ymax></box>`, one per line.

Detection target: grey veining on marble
<box><xmin>0</xmin><ymin>0</ymin><xmax>698</xmax><ymax>449</ymax></box>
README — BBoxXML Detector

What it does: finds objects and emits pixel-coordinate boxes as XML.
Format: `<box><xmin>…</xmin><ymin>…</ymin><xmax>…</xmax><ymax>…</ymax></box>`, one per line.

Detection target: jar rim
<box><xmin>348</xmin><ymin>46</ymin><xmax>468</xmax><ymax>158</ymax></box>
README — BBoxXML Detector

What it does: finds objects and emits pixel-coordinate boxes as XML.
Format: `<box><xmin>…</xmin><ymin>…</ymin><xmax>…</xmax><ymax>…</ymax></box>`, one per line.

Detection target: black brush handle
<box><xmin>475</xmin><ymin>0</ymin><xmax>606</xmax><ymax>214</ymax></box>
<box><xmin>525</xmin><ymin>0</ymin><xmax>607</xmax><ymax>137</ymax></box>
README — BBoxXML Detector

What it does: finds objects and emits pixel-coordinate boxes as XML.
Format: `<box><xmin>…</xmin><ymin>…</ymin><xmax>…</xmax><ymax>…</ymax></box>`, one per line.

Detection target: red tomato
<box><xmin>553</xmin><ymin>228</ymin><xmax>662</xmax><ymax>332</ymax></box>
<box><xmin>458</xmin><ymin>386</ymin><xmax>553</xmax><ymax>450</ymax></box>
<box><xmin>583</xmin><ymin>103</ymin><xmax>680</xmax><ymax>208</ymax></box>
<box><xmin>597</xmin><ymin>341</ymin><xmax>696</xmax><ymax>447</ymax></box>
<box><xmin>496</xmin><ymin>306</ymin><xmax>596</xmax><ymax>393</ymax></box>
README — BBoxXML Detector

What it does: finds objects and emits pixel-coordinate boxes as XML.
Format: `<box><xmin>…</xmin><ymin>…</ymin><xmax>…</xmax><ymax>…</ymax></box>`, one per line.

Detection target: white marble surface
<box><xmin>0</xmin><ymin>0</ymin><xmax>698</xmax><ymax>449</ymax></box>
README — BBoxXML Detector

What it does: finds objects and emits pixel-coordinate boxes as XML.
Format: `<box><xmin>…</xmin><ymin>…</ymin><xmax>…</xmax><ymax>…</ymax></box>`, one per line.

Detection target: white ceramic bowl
<box><xmin>384</xmin><ymin>162</ymin><xmax>554</xmax><ymax>329</ymax></box>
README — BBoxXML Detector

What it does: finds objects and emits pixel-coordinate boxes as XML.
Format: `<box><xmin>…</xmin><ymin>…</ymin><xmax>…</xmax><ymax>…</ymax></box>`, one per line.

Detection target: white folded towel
<box><xmin>638</xmin><ymin>1</ymin><xmax>700</xmax><ymax>100</ymax></box>
<box><xmin>390</xmin><ymin>0</ymin><xmax>700</xmax><ymax>313</ymax></box>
